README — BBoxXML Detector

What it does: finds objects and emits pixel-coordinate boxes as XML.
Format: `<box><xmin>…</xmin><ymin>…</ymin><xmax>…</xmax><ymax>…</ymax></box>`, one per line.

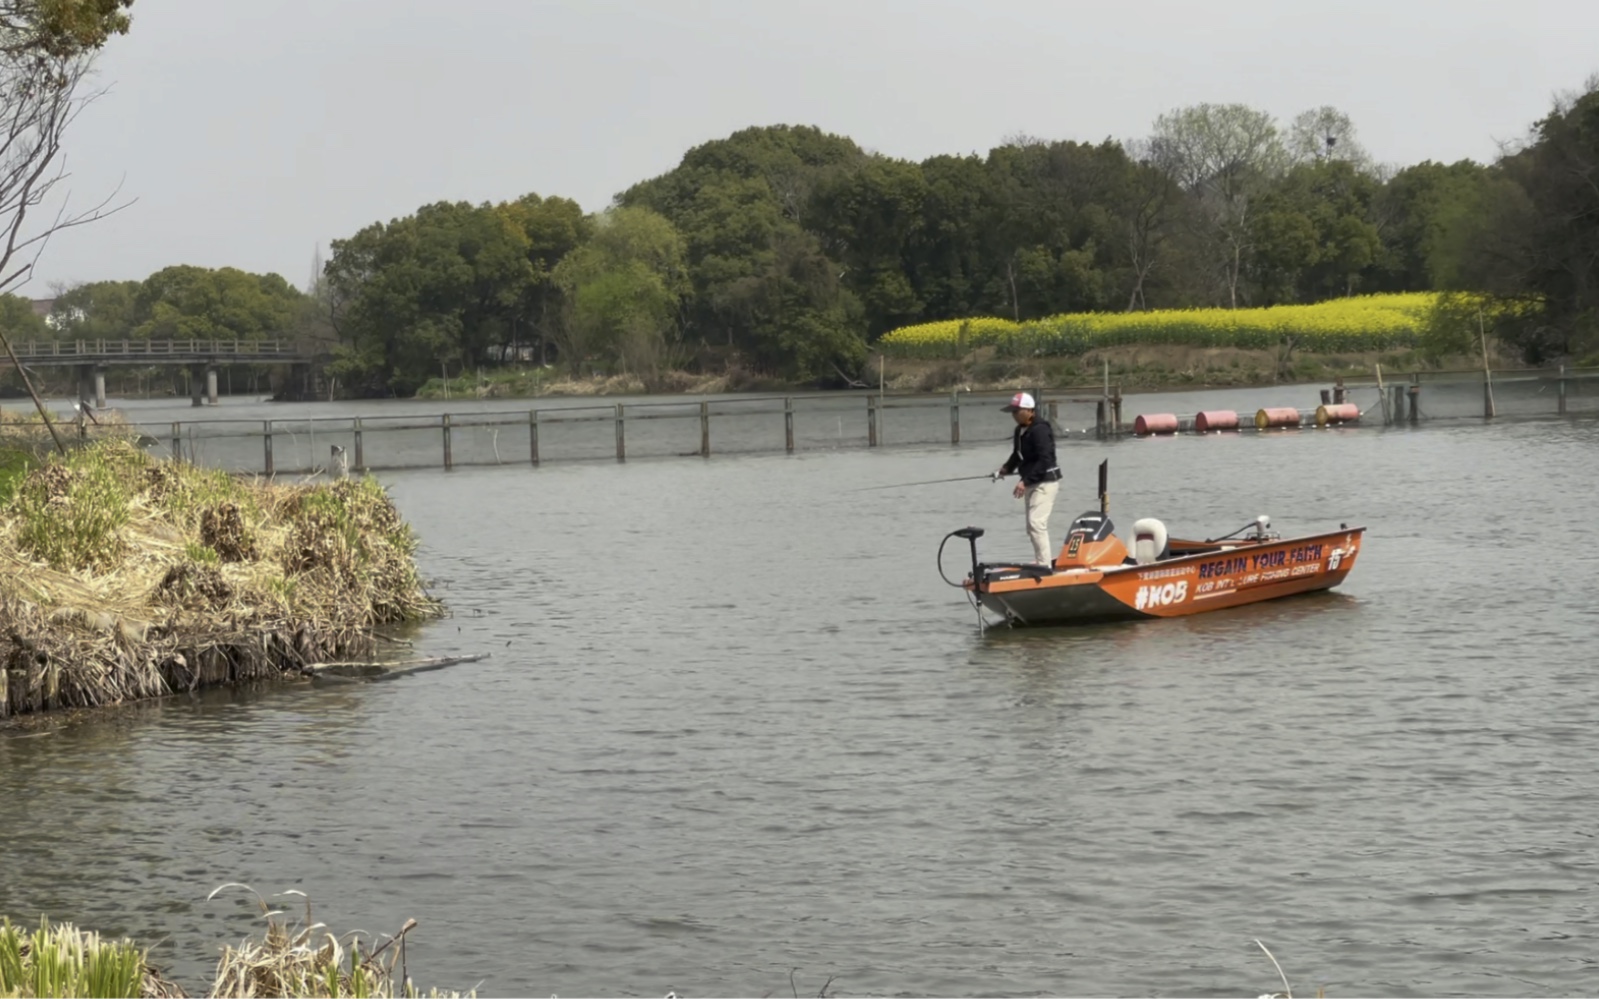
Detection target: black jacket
<box><xmin>1002</xmin><ymin>418</ymin><xmax>1061</xmax><ymax>486</ymax></box>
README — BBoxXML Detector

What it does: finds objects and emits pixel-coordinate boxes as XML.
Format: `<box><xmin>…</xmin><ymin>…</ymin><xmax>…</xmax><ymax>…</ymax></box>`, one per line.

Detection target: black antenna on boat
<box><xmin>1098</xmin><ymin>459</ymin><xmax>1109</xmax><ymax>515</ymax></box>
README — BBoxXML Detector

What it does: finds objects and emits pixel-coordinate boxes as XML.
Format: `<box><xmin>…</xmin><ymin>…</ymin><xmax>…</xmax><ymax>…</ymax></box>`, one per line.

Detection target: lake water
<box><xmin>3</xmin><ymin>390</ymin><xmax>1598</xmax><ymax>997</ymax></box>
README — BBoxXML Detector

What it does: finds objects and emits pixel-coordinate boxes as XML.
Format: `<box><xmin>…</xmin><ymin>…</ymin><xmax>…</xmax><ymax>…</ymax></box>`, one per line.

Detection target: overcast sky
<box><xmin>22</xmin><ymin>0</ymin><xmax>1599</xmax><ymax>295</ymax></box>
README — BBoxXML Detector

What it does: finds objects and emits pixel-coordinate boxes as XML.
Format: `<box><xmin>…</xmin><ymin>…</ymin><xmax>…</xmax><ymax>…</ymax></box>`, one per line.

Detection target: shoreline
<box><xmin>2</xmin><ymin>345</ymin><xmax>1540</xmax><ymax>406</ymax></box>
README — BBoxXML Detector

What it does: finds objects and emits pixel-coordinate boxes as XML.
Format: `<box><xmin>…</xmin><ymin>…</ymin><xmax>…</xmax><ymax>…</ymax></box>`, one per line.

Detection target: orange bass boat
<box><xmin>941</xmin><ymin>464</ymin><xmax>1365</xmax><ymax>627</ymax></box>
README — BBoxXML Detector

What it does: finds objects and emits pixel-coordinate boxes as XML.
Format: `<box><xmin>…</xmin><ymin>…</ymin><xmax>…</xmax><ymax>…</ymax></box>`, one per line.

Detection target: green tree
<box><xmin>0</xmin><ymin>292</ymin><xmax>46</xmax><ymax>339</ymax></box>
<box><xmin>45</xmin><ymin>278</ymin><xmax>139</xmax><ymax>338</ymax></box>
<box><xmin>323</xmin><ymin>198</ymin><xmax>571</xmax><ymax>394</ymax></box>
<box><xmin>622</xmin><ymin>124</ymin><xmax>871</xmax><ymax>382</ymax></box>
<box><xmin>0</xmin><ymin>0</ymin><xmax>132</xmax><ymax>55</ymax></box>
<box><xmin>551</xmin><ymin>206</ymin><xmax>688</xmax><ymax>379</ymax></box>
<box><xmin>131</xmin><ymin>265</ymin><xmax>305</xmax><ymax>341</ymax></box>
<box><xmin>1148</xmin><ymin>103</ymin><xmax>1287</xmax><ymax>307</ymax></box>
<box><xmin>1453</xmin><ymin>77</ymin><xmax>1599</xmax><ymax>359</ymax></box>
<box><xmin>1369</xmin><ymin>159</ymin><xmax>1490</xmax><ymax>292</ymax></box>
<box><xmin>496</xmin><ymin>193</ymin><xmax>589</xmax><ymax>364</ymax></box>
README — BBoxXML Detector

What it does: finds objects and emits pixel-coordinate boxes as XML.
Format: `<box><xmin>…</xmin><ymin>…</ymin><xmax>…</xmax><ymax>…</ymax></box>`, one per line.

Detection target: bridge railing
<box><xmin>10</xmin><ymin>339</ymin><xmax>299</xmax><ymax>359</ymax></box>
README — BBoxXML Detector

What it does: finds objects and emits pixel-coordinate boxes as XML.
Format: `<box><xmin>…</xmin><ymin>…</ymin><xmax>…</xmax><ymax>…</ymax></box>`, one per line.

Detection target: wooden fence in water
<box><xmin>5</xmin><ymin>366</ymin><xmax>1595</xmax><ymax>475</ymax></box>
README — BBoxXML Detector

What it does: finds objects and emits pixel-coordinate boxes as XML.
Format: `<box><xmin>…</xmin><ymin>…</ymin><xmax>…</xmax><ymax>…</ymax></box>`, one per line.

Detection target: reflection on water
<box><xmin>3</xmin><ymin>417</ymin><xmax>1599</xmax><ymax>997</ymax></box>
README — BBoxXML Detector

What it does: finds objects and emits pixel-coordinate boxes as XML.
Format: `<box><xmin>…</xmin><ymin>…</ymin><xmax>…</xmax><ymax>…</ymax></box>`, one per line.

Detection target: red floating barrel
<box><xmin>1314</xmin><ymin>403</ymin><xmax>1360</xmax><ymax>427</ymax></box>
<box><xmin>1133</xmin><ymin>413</ymin><xmax>1180</xmax><ymax>436</ymax></box>
<box><xmin>1193</xmin><ymin>410</ymin><xmax>1239</xmax><ymax>432</ymax></box>
<box><xmin>1254</xmin><ymin>407</ymin><xmax>1302</xmax><ymax>429</ymax></box>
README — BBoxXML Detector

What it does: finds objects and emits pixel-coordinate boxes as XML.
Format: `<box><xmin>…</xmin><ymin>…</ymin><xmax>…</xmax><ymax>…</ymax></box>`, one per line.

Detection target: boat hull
<box><xmin>970</xmin><ymin>527</ymin><xmax>1364</xmax><ymax>627</ymax></box>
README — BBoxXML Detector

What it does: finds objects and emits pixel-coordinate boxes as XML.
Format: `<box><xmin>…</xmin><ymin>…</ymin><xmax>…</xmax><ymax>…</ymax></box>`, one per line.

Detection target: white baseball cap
<box><xmin>1002</xmin><ymin>391</ymin><xmax>1036</xmax><ymax>412</ymax></box>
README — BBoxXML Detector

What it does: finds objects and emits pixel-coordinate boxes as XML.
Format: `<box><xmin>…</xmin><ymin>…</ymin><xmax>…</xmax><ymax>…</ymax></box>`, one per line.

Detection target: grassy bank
<box><xmin>0</xmin><ymin>432</ymin><xmax>440</xmax><ymax>722</ymax></box>
<box><xmin>1</xmin><ymin>893</ymin><xmax>467</xmax><ymax>998</ymax></box>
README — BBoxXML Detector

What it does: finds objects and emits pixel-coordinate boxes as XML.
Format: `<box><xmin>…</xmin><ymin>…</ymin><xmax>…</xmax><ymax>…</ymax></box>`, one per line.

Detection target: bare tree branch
<box><xmin>0</xmin><ymin>49</ymin><xmax>133</xmax><ymax>454</ymax></box>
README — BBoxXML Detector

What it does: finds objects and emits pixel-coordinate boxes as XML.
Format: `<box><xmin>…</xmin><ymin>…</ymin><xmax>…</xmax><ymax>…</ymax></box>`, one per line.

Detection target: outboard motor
<box><xmin>1057</xmin><ymin>511</ymin><xmax>1128</xmax><ymax>568</ymax></box>
<box><xmin>1132</xmin><ymin>518</ymin><xmax>1169</xmax><ymax>564</ymax></box>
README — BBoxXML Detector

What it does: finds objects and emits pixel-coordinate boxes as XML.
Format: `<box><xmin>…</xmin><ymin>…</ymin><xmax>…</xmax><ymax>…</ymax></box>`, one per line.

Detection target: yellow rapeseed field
<box><xmin>878</xmin><ymin>293</ymin><xmax>1439</xmax><ymax>358</ymax></box>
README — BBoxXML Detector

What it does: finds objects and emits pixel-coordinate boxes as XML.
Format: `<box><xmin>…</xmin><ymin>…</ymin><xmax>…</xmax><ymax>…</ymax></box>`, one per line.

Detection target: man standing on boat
<box><xmin>994</xmin><ymin>392</ymin><xmax>1063</xmax><ymax>568</ymax></box>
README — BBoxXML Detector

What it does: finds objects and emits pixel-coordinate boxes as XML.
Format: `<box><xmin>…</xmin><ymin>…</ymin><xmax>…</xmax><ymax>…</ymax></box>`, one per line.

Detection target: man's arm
<box><xmin>998</xmin><ymin>428</ymin><xmax>1021</xmax><ymax>476</ymax></box>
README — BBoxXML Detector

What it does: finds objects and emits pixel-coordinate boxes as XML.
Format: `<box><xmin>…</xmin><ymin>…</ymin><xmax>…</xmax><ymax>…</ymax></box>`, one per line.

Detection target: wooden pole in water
<box><xmin>1479</xmin><ymin>309</ymin><xmax>1496</xmax><ymax>419</ymax></box>
<box><xmin>1374</xmin><ymin>363</ymin><xmax>1390</xmax><ymax>424</ymax></box>
<box><xmin>1558</xmin><ymin>364</ymin><xmax>1567</xmax><ymax>416</ymax></box>
<box><xmin>868</xmin><ymin>395</ymin><xmax>878</xmax><ymax>447</ymax></box>
<box><xmin>699</xmin><ymin>400</ymin><xmax>710</xmax><ymax>456</ymax></box>
<box><xmin>784</xmin><ymin>396</ymin><xmax>794</xmax><ymax>453</ymax></box>
<box><xmin>172</xmin><ymin>422</ymin><xmax>183</xmax><ymax>464</ymax></box>
<box><xmin>950</xmin><ymin>388</ymin><xmax>960</xmax><ymax>445</ymax></box>
<box><xmin>442</xmin><ymin>414</ymin><xmax>453</xmax><ymax>470</ymax></box>
<box><xmin>529</xmin><ymin>409</ymin><xmax>540</xmax><ymax>465</ymax></box>
<box><xmin>1102</xmin><ymin>359</ymin><xmax>1110</xmax><ymax>433</ymax></box>
<box><xmin>261</xmin><ymin>421</ymin><xmax>272</xmax><ymax>475</ymax></box>
<box><xmin>614</xmin><ymin>403</ymin><xmax>626</xmax><ymax>461</ymax></box>
<box><xmin>353</xmin><ymin>416</ymin><xmax>364</xmax><ymax>471</ymax></box>
<box><xmin>1112</xmin><ymin>384</ymin><xmax>1123</xmax><ymax>435</ymax></box>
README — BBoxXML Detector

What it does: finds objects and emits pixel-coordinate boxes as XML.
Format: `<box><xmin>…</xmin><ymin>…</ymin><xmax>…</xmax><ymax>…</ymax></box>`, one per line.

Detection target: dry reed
<box><xmin>0</xmin><ymin>438</ymin><xmax>441</xmax><ymax>720</ymax></box>
<box><xmin>205</xmin><ymin>885</ymin><xmax>468</xmax><ymax>999</ymax></box>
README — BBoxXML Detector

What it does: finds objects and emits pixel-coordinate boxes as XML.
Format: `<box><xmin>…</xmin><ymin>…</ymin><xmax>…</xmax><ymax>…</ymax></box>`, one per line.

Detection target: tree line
<box><xmin>16</xmin><ymin>77</ymin><xmax>1599</xmax><ymax>395</ymax></box>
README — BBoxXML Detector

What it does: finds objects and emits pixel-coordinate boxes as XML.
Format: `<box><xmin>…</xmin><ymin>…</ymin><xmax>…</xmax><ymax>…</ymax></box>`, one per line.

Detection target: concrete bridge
<box><xmin>3</xmin><ymin>339</ymin><xmax>320</xmax><ymax>406</ymax></box>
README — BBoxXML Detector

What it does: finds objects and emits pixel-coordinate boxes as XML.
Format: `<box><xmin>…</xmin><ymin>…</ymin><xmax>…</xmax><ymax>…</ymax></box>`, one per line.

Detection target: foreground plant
<box><xmin>0</xmin><ymin>916</ymin><xmax>180</xmax><ymax>998</ymax></box>
<box><xmin>206</xmin><ymin>885</ymin><xmax>468</xmax><ymax>999</ymax></box>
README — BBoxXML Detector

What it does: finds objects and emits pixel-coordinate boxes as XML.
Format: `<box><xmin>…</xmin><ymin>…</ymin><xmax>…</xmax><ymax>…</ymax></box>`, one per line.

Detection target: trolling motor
<box><xmin>938</xmin><ymin>526</ymin><xmax>985</xmax><ymax>589</ymax></box>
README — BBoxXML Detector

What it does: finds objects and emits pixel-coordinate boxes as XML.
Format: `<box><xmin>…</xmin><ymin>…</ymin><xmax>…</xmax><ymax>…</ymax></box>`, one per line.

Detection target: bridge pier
<box><xmin>207</xmin><ymin>366</ymin><xmax>218</xmax><ymax>406</ymax></box>
<box><xmin>74</xmin><ymin>364</ymin><xmax>93</xmax><ymax>408</ymax></box>
<box><xmin>93</xmin><ymin>367</ymin><xmax>105</xmax><ymax>410</ymax></box>
<box><xmin>190</xmin><ymin>364</ymin><xmax>204</xmax><ymax>407</ymax></box>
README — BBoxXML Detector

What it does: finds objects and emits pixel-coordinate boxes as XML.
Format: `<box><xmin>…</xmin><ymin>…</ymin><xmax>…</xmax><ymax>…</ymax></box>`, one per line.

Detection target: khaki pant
<box><xmin>1024</xmin><ymin>480</ymin><xmax>1059</xmax><ymax>565</ymax></box>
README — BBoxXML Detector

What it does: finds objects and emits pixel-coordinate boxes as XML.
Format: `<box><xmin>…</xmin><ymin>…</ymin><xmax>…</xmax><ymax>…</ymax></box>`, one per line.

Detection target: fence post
<box><xmin>1559</xmin><ymin>364</ymin><xmax>1567</xmax><ymax>416</ymax></box>
<box><xmin>950</xmin><ymin>389</ymin><xmax>960</xmax><ymax>445</ymax></box>
<box><xmin>442</xmin><ymin>414</ymin><xmax>453</xmax><ymax>470</ymax></box>
<box><xmin>353</xmin><ymin>416</ymin><xmax>364</xmax><ymax>471</ymax></box>
<box><xmin>699</xmin><ymin>401</ymin><xmax>710</xmax><ymax>457</ymax></box>
<box><xmin>784</xmin><ymin>397</ymin><xmax>794</xmax><ymax>452</ymax></box>
<box><xmin>262</xmin><ymin>421</ymin><xmax>272</xmax><ymax>476</ymax></box>
<box><xmin>614</xmin><ymin>403</ymin><xmax>625</xmax><ymax>461</ymax></box>
<box><xmin>867</xmin><ymin>396</ymin><xmax>878</xmax><ymax>447</ymax></box>
<box><xmin>529</xmin><ymin>409</ymin><xmax>541</xmax><ymax>465</ymax></box>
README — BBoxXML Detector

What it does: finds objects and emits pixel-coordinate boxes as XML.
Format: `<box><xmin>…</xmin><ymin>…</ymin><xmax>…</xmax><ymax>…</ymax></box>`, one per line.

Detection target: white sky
<box><xmin>23</xmin><ymin>0</ymin><xmax>1599</xmax><ymax>295</ymax></box>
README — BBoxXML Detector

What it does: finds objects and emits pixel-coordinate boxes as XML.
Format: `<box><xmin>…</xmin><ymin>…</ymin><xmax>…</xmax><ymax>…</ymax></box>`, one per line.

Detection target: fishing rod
<box><xmin>852</xmin><ymin>473</ymin><xmax>1003</xmax><ymax>492</ymax></box>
